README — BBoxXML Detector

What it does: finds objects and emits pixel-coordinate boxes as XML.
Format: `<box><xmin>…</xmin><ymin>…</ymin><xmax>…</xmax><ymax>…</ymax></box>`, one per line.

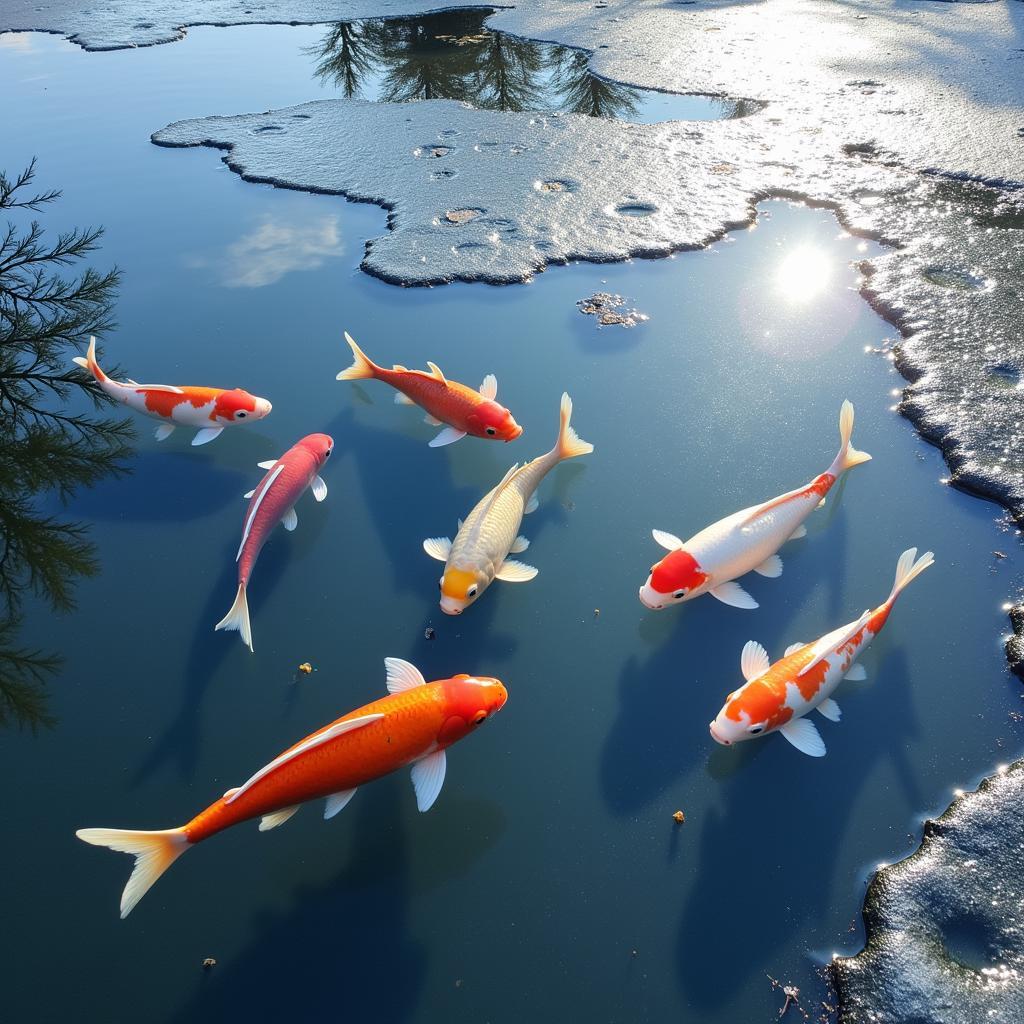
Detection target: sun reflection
<box><xmin>776</xmin><ymin>246</ymin><xmax>832</xmax><ymax>302</ymax></box>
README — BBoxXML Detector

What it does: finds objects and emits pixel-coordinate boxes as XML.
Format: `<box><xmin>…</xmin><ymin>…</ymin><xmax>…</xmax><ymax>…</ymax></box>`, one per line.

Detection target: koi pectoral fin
<box><xmin>282</xmin><ymin>508</ymin><xmax>298</xmax><ymax>532</ymax></box>
<box><xmin>423</xmin><ymin>537</ymin><xmax>452</xmax><ymax>562</ymax></box>
<box><xmin>154</xmin><ymin>423</ymin><xmax>176</xmax><ymax>442</ymax></box>
<box><xmin>191</xmin><ymin>426</ymin><xmax>223</xmax><ymax>447</ymax></box>
<box><xmin>779</xmin><ymin>718</ymin><xmax>826</xmax><ymax>757</ymax></box>
<box><xmin>509</xmin><ymin>535</ymin><xmax>530</xmax><ymax>554</ymax></box>
<box><xmin>411</xmin><ymin>750</ymin><xmax>447</xmax><ymax>812</ymax></box>
<box><xmin>395</xmin><ymin>392</ymin><xmax>415</xmax><ymax>405</ymax></box>
<box><xmin>495</xmin><ymin>560</ymin><xmax>538</xmax><ymax>583</ymax></box>
<box><xmin>709</xmin><ymin>581</ymin><xmax>758</xmax><ymax>609</ymax></box>
<box><xmin>740</xmin><ymin>641</ymin><xmax>770</xmax><ymax>682</ymax></box>
<box><xmin>844</xmin><ymin>664</ymin><xmax>867</xmax><ymax>681</ymax></box>
<box><xmin>311</xmin><ymin>475</ymin><xmax>327</xmax><ymax>502</ymax></box>
<box><xmin>428</xmin><ymin>426</ymin><xmax>467</xmax><ymax>448</ymax></box>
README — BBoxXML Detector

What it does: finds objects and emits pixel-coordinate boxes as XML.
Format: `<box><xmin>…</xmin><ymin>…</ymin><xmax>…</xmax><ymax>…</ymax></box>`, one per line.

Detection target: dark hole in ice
<box><xmin>941</xmin><ymin>912</ymin><xmax>1002</xmax><ymax>971</ymax></box>
<box><xmin>615</xmin><ymin>202</ymin><xmax>657</xmax><ymax>217</ymax></box>
<box><xmin>921</xmin><ymin>266</ymin><xmax>994</xmax><ymax>292</ymax></box>
<box><xmin>987</xmin><ymin>363</ymin><xmax>1022</xmax><ymax>389</ymax></box>
<box><xmin>132</xmin><ymin>22</ymin><xmax>155</xmax><ymax>29</ymax></box>
<box><xmin>251</xmin><ymin>125</ymin><xmax>284</xmax><ymax>134</ymax></box>
<box><xmin>414</xmin><ymin>145</ymin><xmax>452</xmax><ymax>158</ymax></box>
<box><xmin>291</xmin><ymin>113</ymin><xmax>312</xmax><ymax>120</ymax></box>
<box><xmin>308</xmin><ymin>9</ymin><xmax>764</xmax><ymax>125</ymax></box>
<box><xmin>431</xmin><ymin>169</ymin><xmax>457</xmax><ymax>180</ymax></box>
<box><xmin>453</xmin><ymin>241</ymin><xmax>490</xmax><ymax>253</ymax></box>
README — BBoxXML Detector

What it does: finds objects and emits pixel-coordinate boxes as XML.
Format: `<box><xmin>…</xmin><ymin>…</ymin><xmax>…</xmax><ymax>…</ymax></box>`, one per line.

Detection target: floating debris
<box><xmin>767</xmin><ymin>975</ymin><xmax>808</xmax><ymax>1020</ymax></box>
<box><xmin>576</xmin><ymin>292</ymin><xmax>649</xmax><ymax>328</ymax></box>
<box><xmin>424</xmin><ymin>626</ymin><xmax>436</xmax><ymax>641</ymax></box>
<box><xmin>672</xmin><ymin>809</ymin><xmax>686</xmax><ymax>824</ymax></box>
<box><xmin>593</xmin><ymin>608</ymin><xmax>601</xmax><ymax>618</ymax></box>
<box><xmin>202</xmin><ymin>957</ymin><xmax>217</xmax><ymax>970</ymax></box>
<box><xmin>297</xmin><ymin>662</ymin><xmax>313</xmax><ymax>675</ymax></box>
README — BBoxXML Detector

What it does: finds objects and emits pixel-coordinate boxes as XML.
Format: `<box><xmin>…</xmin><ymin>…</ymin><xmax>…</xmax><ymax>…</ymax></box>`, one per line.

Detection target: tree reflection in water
<box><xmin>309</xmin><ymin>10</ymin><xmax>643</xmax><ymax>121</ymax></box>
<box><xmin>0</xmin><ymin>161</ymin><xmax>133</xmax><ymax>730</ymax></box>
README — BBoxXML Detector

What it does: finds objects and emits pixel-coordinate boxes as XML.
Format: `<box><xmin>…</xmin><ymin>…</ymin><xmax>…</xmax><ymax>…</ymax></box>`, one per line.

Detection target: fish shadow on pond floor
<box><xmin>169</xmin><ymin>778</ymin><xmax>427</xmax><ymax>1024</ymax></box>
<box><xmin>672</xmin><ymin>646</ymin><xmax>921</xmax><ymax>1012</ymax></box>
<box><xmin>132</xmin><ymin>541</ymin><xmax>292</xmax><ymax>785</ymax></box>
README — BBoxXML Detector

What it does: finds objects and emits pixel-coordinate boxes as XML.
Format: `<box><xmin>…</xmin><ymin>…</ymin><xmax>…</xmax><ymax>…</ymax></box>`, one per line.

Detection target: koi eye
<box><xmin>467</xmin><ymin>585</ymin><xmax>478</xmax><ymax>598</ymax></box>
<box><xmin>324</xmin><ymin>447</ymin><xmax>332</xmax><ymax>457</ymax></box>
<box><xmin>235</xmin><ymin>410</ymin><xmax>247</xmax><ymax>419</ymax></box>
<box><xmin>673</xmin><ymin>590</ymin><xmax>686</xmax><ymax>600</ymax></box>
<box><xmin>486</xmin><ymin>427</ymin><xmax>496</xmax><ymax>436</ymax></box>
<box><xmin>748</xmin><ymin>725</ymin><xmax>764</xmax><ymax>735</ymax></box>
<box><xmin>473</xmin><ymin>710</ymin><xmax>488</xmax><ymax>725</ymax></box>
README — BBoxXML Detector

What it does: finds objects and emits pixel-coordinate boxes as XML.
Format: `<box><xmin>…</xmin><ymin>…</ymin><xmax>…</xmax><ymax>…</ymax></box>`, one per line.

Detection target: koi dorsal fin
<box><xmin>738</xmin><ymin>484</ymin><xmax>813</xmax><ymax>534</ymax></box>
<box><xmin>385</xmin><ymin>657</ymin><xmax>426</xmax><ymax>693</ymax></box>
<box><xmin>426</xmin><ymin>361</ymin><xmax>447</xmax><ymax>384</ymax></box>
<box><xmin>225</xmin><ymin>713</ymin><xmax>385</xmax><ymax>805</ymax></box>
<box><xmin>798</xmin><ymin>611</ymin><xmax>871</xmax><ymax>678</ymax></box>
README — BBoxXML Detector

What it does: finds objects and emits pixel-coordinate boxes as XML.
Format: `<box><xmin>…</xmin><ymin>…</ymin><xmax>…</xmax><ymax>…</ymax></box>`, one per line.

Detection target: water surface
<box><xmin>2</xmin><ymin>25</ymin><xmax>1022</xmax><ymax>1024</ymax></box>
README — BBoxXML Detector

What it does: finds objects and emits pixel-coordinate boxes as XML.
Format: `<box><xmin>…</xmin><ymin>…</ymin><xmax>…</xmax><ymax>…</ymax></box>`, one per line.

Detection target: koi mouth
<box><xmin>709</xmin><ymin>722</ymin><xmax>731</xmax><ymax>746</ymax></box>
<box><xmin>638</xmin><ymin>587</ymin><xmax>664</xmax><ymax>611</ymax></box>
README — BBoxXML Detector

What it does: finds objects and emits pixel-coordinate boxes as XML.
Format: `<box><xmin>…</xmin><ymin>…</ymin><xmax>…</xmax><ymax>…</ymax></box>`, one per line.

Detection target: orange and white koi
<box><xmin>710</xmin><ymin>548</ymin><xmax>934</xmax><ymax>756</ymax></box>
<box><xmin>337</xmin><ymin>332</ymin><xmax>522</xmax><ymax>447</ymax></box>
<box><xmin>216</xmin><ymin>433</ymin><xmax>333</xmax><ymax>652</ymax></box>
<box><xmin>77</xmin><ymin>658</ymin><xmax>508</xmax><ymax>917</ymax></box>
<box><xmin>424</xmin><ymin>393</ymin><xmax>592</xmax><ymax>614</ymax></box>
<box><xmin>73</xmin><ymin>337</ymin><xmax>271</xmax><ymax>446</ymax></box>
<box><xmin>639</xmin><ymin>400</ymin><xmax>871</xmax><ymax>611</ymax></box>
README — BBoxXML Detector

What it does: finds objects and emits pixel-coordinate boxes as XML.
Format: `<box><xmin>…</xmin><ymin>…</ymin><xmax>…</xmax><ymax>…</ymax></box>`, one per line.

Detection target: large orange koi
<box><xmin>77</xmin><ymin>659</ymin><xmax>508</xmax><ymax>917</ymax></box>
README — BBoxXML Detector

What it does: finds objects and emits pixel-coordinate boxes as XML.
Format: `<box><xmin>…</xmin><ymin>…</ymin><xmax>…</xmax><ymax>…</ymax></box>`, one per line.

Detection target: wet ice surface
<box><xmin>833</xmin><ymin>762</ymin><xmax>1024</xmax><ymax>1022</ymax></box>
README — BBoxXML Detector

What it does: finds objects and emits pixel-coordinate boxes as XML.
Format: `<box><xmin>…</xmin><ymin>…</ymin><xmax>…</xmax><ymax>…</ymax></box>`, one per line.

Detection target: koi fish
<box><xmin>77</xmin><ymin>658</ymin><xmax>508</xmax><ymax>918</ymax></box>
<box><xmin>424</xmin><ymin>393</ymin><xmax>592</xmax><ymax>614</ymax></box>
<box><xmin>216</xmin><ymin>433</ymin><xmax>333</xmax><ymax>651</ymax></box>
<box><xmin>639</xmin><ymin>400</ymin><xmax>871</xmax><ymax>611</ymax></box>
<box><xmin>710</xmin><ymin>547</ymin><xmax>934</xmax><ymax>756</ymax></box>
<box><xmin>73</xmin><ymin>336</ymin><xmax>271</xmax><ymax>446</ymax></box>
<box><xmin>336</xmin><ymin>332</ymin><xmax>522</xmax><ymax>447</ymax></box>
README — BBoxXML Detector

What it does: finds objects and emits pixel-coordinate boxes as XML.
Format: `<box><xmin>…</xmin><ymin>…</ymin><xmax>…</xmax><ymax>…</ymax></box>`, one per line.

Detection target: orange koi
<box><xmin>77</xmin><ymin>658</ymin><xmax>508</xmax><ymax>918</ymax></box>
<box><xmin>710</xmin><ymin>548</ymin><xmax>934</xmax><ymax>756</ymax></box>
<box><xmin>73</xmin><ymin>337</ymin><xmax>272</xmax><ymax>445</ymax></box>
<box><xmin>336</xmin><ymin>332</ymin><xmax>522</xmax><ymax>446</ymax></box>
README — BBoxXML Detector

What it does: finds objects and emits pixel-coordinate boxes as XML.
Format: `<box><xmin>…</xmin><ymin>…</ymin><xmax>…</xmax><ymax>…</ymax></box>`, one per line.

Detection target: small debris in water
<box><xmin>576</xmin><ymin>292</ymin><xmax>649</xmax><ymax>328</ymax></box>
<box><xmin>297</xmin><ymin>662</ymin><xmax>313</xmax><ymax>675</ymax></box>
<box><xmin>767</xmin><ymin>975</ymin><xmax>808</xmax><ymax>1020</ymax></box>
<box><xmin>424</xmin><ymin>626</ymin><xmax>436</xmax><ymax>640</ymax></box>
<box><xmin>672</xmin><ymin>809</ymin><xmax>686</xmax><ymax>824</ymax></box>
<box><xmin>202</xmin><ymin>957</ymin><xmax>217</xmax><ymax>970</ymax></box>
<box><xmin>993</xmin><ymin>550</ymin><xmax>1007</xmax><ymax>560</ymax></box>
<box><xmin>631</xmin><ymin>948</ymin><xmax>639</xmax><ymax>958</ymax></box>
<box><xmin>454</xmin><ymin>978</ymin><xmax>463</xmax><ymax>988</ymax></box>
<box><xmin>593</xmin><ymin>608</ymin><xmax>600</xmax><ymax>618</ymax></box>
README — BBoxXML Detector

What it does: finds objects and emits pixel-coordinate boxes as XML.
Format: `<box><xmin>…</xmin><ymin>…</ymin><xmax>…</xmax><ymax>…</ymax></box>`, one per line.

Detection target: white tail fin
<box><xmin>830</xmin><ymin>399</ymin><xmax>872</xmax><ymax>475</ymax></box>
<box><xmin>72</xmin><ymin>336</ymin><xmax>108</xmax><ymax>383</ymax></box>
<box><xmin>886</xmin><ymin>547</ymin><xmax>934</xmax><ymax>605</ymax></box>
<box><xmin>215</xmin><ymin>583</ymin><xmax>253</xmax><ymax>652</ymax></box>
<box><xmin>554</xmin><ymin>392</ymin><xmax>594</xmax><ymax>461</ymax></box>
<box><xmin>336</xmin><ymin>332</ymin><xmax>378</xmax><ymax>381</ymax></box>
<box><xmin>76</xmin><ymin>827</ymin><xmax>189</xmax><ymax>919</ymax></box>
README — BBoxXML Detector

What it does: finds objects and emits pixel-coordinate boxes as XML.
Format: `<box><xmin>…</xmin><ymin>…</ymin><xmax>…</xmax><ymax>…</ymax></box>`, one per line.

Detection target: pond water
<box><xmin>3</xmin><ymin>23</ymin><xmax>1022</xmax><ymax>1024</ymax></box>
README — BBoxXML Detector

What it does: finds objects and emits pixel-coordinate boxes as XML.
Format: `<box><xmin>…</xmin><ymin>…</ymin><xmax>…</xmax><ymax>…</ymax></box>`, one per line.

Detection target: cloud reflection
<box><xmin>193</xmin><ymin>215</ymin><xmax>345</xmax><ymax>287</ymax></box>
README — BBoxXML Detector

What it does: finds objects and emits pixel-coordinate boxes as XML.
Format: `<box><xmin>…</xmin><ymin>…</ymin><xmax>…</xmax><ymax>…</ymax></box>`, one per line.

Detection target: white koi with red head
<box><xmin>709</xmin><ymin>548</ymin><xmax>934</xmax><ymax>756</ymax></box>
<box><xmin>73</xmin><ymin>337</ymin><xmax>272</xmax><ymax>446</ymax></box>
<box><xmin>639</xmin><ymin>400</ymin><xmax>871</xmax><ymax>611</ymax></box>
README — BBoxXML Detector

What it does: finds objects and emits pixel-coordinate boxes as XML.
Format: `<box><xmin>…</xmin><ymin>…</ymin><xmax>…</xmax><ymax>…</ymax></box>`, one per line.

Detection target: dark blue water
<box><xmin>3</xmin><ymin>25</ymin><xmax>1022</xmax><ymax>1024</ymax></box>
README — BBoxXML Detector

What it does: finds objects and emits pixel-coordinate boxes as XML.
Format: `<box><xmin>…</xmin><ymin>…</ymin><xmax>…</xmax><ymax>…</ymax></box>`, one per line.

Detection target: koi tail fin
<box><xmin>830</xmin><ymin>399</ymin><xmax>872</xmax><ymax>475</ymax></box>
<box><xmin>76</xmin><ymin>827</ymin><xmax>189</xmax><ymax>919</ymax></box>
<box><xmin>336</xmin><ymin>331</ymin><xmax>378</xmax><ymax>381</ymax></box>
<box><xmin>72</xmin><ymin>336</ymin><xmax>109</xmax><ymax>384</ymax></box>
<box><xmin>554</xmin><ymin>392</ymin><xmax>594</xmax><ymax>462</ymax></box>
<box><xmin>886</xmin><ymin>547</ymin><xmax>934</xmax><ymax>606</ymax></box>
<box><xmin>215</xmin><ymin>583</ymin><xmax>253</xmax><ymax>652</ymax></box>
